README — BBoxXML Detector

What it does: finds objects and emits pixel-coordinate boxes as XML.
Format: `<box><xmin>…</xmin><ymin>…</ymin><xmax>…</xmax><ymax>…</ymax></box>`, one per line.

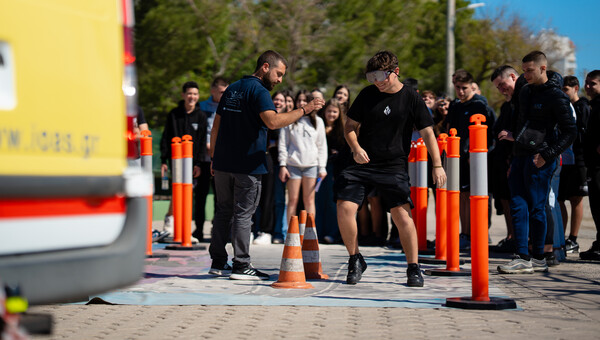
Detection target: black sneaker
<box><xmin>229</xmin><ymin>265</ymin><xmax>270</xmax><ymax>280</ymax></box>
<box><xmin>346</xmin><ymin>253</ymin><xmax>367</xmax><ymax>284</ymax></box>
<box><xmin>565</xmin><ymin>239</ymin><xmax>579</xmax><ymax>253</ymax></box>
<box><xmin>406</xmin><ymin>263</ymin><xmax>424</xmax><ymax>287</ymax></box>
<box><xmin>152</xmin><ymin>229</ymin><xmax>169</xmax><ymax>243</ymax></box>
<box><xmin>580</xmin><ymin>241</ymin><xmax>600</xmax><ymax>261</ymax></box>
<box><xmin>208</xmin><ymin>263</ymin><xmax>232</xmax><ymax>276</ymax></box>
<box><xmin>544</xmin><ymin>252</ymin><xmax>559</xmax><ymax>267</ymax></box>
<box><xmin>495</xmin><ymin>237</ymin><xmax>516</xmax><ymax>253</ymax></box>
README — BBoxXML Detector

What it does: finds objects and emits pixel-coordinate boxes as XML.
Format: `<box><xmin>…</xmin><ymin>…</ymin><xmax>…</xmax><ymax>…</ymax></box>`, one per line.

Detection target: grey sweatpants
<box><xmin>209</xmin><ymin>170</ymin><xmax>261</xmax><ymax>268</ymax></box>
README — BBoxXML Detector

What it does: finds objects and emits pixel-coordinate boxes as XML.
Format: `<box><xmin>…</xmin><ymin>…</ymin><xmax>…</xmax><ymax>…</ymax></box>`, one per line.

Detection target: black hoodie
<box><xmin>160</xmin><ymin>100</ymin><xmax>207</xmax><ymax>167</ymax></box>
<box><xmin>515</xmin><ymin>71</ymin><xmax>576</xmax><ymax>161</ymax></box>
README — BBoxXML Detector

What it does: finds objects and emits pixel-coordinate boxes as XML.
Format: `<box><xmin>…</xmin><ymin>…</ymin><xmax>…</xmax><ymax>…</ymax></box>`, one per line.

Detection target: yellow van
<box><xmin>0</xmin><ymin>0</ymin><xmax>149</xmax><ymax>305</ymax></box>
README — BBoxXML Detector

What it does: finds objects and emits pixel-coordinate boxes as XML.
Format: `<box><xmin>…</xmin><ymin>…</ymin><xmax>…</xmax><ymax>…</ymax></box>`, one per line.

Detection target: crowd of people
<box><xmin>155</xmin><ymin>49</ymin><xmax>600</xmax><ymax>285</ymax></box>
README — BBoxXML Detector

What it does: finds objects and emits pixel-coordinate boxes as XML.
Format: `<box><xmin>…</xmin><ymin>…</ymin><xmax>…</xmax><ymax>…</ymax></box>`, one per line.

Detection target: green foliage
<box><xmin>134</xmin><ymin>0</ymin><xmax>542</xmax><ymax>128</ymax></box>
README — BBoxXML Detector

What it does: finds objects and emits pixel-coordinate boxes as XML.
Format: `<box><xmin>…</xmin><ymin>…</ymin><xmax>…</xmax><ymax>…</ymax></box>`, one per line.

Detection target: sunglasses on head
<box><xmin>366</xmin><ymin>70</ymin><xmax>394</xmax><ymax>83</ymax></box>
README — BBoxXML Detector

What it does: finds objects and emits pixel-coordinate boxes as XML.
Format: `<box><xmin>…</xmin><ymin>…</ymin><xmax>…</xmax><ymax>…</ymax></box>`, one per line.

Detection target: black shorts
<box><xmin>334</xmin><ymin>165</ymin><xmax>413</xmax><ymax>211</ymax></box>
<box><xmin>558</xmin><ymin>164</ymin><xmax>588</xmax><ymax>200</ymax></box>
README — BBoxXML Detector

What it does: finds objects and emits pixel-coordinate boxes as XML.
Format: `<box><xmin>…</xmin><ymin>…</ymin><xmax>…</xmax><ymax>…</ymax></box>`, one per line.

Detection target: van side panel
<box><xmin>0</xmin><ymin>0</ymin><xmax>126</xmax><ymax>176</ymax></box>
<box><xmin>0</xmin><ymin>197</ymin><xmax>146</xmax><ymax>305</ymax></box>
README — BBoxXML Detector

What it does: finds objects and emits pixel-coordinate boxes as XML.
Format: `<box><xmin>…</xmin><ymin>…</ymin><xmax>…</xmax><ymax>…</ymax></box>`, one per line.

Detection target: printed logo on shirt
<box><xmin>384</xmin><ymin>106</ymin><xmax>391</xmax><ymax>116</ymax></box>
<box><xmin>223</xmin><ymin>91</ymin><xmax>243</xmax><ymax>113</ymax></box>
<box><xmin>463</xmin><ymin>111</ymin><xmax>469</xmax><ymax>116</ymax></box>
<box><xmin>191</xmin><ymin>123</ymin><xmax>198</xmax><ymax>131</ymax></box>
<box><xmin>303</xmin><ymin>125</ymin><xmax>312</xmax><ymax>138</ymax></box>
<box><xmin>534</xmin><ymin>103</ymin><xmax>542</xmax><ymax>110</ymax></box>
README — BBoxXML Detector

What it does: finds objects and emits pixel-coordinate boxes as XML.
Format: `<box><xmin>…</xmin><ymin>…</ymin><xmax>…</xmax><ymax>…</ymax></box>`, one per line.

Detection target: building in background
<box><xmin>539</xmin><ymin>29</ymin><xmax>577</xmax><ymax>76</ymax></box>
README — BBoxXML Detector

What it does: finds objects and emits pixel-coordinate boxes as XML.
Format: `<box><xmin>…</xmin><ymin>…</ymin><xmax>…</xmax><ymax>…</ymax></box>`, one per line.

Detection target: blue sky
<box><xmin>471</xmin><ymin>0</ymin><xmax>597</xmax><ymax>80</ymax></box>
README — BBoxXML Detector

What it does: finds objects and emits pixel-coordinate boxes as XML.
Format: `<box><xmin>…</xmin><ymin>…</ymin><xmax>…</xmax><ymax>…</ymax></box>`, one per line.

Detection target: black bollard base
<box><xmin>165</xmin><ymin>243</ymin><xmax>206</xmax><ymax>251</ymax></box>
<box><xmin>419</xmin><ymin>256</ymin><xmax>446</xmax><ymax>265</ymax></box>
<box><xmin>159</xmin><ymin>237</ymin><xmax>201</xmax><ymax>245</ymax></box>
<box><xmin>419</xmin><ymin>256</ymin><xmax>466</xmax><ymax>265</ymax></box>
<box><xmin>445</xmin><ymin>296</ymin><xmax>517</xmax><ymax>310</ymax></box>
<box><xmin>418</xmin><ymin>248</ymin><xmax>436</xmax><ymax>255</ymax></box>
<box><xmin>424</xmin><ymin>268</ymin><xmax>471</xmax><ymax>276</ymax></box>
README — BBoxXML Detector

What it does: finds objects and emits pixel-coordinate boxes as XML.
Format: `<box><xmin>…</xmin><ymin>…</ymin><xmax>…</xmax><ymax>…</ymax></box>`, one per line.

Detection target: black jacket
<box><xmin>572</xmin><ymin>97</ymin><xmax>591</xmax><ymax>164</ymax></box>
<box><xmin>515</xmin><ymin>71</ymin><xmax>576</xmax><ymax>161</ymax></box>
<box><xmin>584</xmin><ymin>95</ymin><xmax>600</xmax><ymax>170</ymax></box>
<box><xmin>160</xmin><ymin>101</ymin><xmax>207</xmax><ymax>167</ymax></box>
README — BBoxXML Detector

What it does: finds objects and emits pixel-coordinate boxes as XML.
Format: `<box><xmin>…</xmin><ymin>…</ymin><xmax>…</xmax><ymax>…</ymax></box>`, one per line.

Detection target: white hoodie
<box><xmin>278</xmin><ymin>116</ymin><xmax>328</xmax><ymax>174</ymax></box>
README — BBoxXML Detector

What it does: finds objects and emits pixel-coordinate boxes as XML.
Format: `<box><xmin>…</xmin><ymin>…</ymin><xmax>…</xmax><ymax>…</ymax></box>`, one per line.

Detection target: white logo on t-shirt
<box><xmin>384</xmin><ymin>105</ymin><xmax>391</xmax><ymax>115</ymax></box>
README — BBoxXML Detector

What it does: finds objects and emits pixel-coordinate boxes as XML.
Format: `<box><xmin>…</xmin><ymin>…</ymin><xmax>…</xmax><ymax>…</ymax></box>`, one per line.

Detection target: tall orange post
<box><xmin>140</xmin><ymin>130</ymin><xmax>153</xmax><ymax>257</ymax></box>
<box><xmin>435</xmin><ymin>133</ymin><xmax>448</xmax><ymax>261</ymax></box>
<box><xmin>468</xmin><ymin>114</ymin><xmax>490</xmax><ymax>301</ymax></box>
<box><xmin>171</xmin><ymin>137</ymin><xmax>182</xmax><ymax>244</ymax></box>
<box><xmin>425</xmin><ymin>129</ymin><xmax>469</xmax><ymax>276</ymax></box>
<box><xmin>416</xmin><ymin>138</ymin><xmax>428</xmax><ymax>251</ymax></box>
<box><xmin>181</xmin><ymin>135</ymin><xmax>194</xmax><ymax>247</ymax></box>
<box><xmin>408</xmin><ymin>141</ymin><xmax>417</xmax><ymax>225</ymax></box>
<box><xmin>446</xmin><ymin>114</ymin><xmax>516</xmax><ymax>310</ymax></box>
<box><xmin>166</xmin><ymin>135</ymin><xmax>204</xmax><ymax>250</ymax></box>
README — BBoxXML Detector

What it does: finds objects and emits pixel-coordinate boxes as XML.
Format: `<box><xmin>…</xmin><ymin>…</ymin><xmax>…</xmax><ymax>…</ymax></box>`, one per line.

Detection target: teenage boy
<box><xmin>581</xmin><ymin>70</ymin><xmax>600</xmax><ymax>261</ymax></box>
<box><xmin>335</xmin><ymin>51</ymin><xmax>446</xmax><ymax>287</ymax></box>
<box><xmin>160</xmin><ymin>81</ymin><xmax>207</xmax><ymax>236</ymax></box>
<box><xmin>497</xmin><ymin>51</ymin><xmax>576</xmax><ymax>273</ymax></box>
<box><xmin>558</xmin><ymin>75</ymin><xmax>590</xmax><ymax>253</ymax></box>
<box><xmin>445</xmin><ymin>69</ymin><xmax>495</xmax><ymax>250</ymax></box>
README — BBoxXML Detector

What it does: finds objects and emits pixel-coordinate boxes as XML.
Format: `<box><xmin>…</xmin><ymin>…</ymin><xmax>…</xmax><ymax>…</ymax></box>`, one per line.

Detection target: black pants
<box><xmin>194</xmin><ymin>161</ymin><xmax>213</xmax><ymax>237</ymax></box>
<box><xmin>254</xmin><ymin>151</ymin><xmax>275</xmax><ymax>234</ymax></box>
<box><xmin>589</xmin><ymin>167</ymin><xmax>600</xmax><ymax>242</ymax></box>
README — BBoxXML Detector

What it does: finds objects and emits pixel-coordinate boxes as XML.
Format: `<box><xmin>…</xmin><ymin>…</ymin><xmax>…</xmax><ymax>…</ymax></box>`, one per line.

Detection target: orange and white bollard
<box><xmin>435</xmin><ymin>133</ymin><xmax>448</xmax><ymax>261</ymax></box>
<box><xmin>166</xmin><ymin>135</ymin><xmax>204</xmax><ymax>250</ymax></box>
<box><xmin>416</xmin><ymin>138</ymin><xmax>429</xmax><ymax>252</ymax></box>
<box><xmin>422</xmin><ymin>133</ymin><xmax>449</xmax><ymax>265</ymax></box>
<box><xmin>425</xmin><ymin>129</ymin><xmax>468</xmax><ymax>276</ymax></box>
<box><xmin>408</xmin><ymin>141</ymin><xmax>417</xmax><ymax>225</ymax></box>
<box><xmin>140</xmin><ymin>130</ymin><xmax>154</xmax><ymax>257</ymax></box>
<box><xmin>171</xmin><ymin>137</ymin><xmax>183</xmax><ymax>244</ymax></box>
<box><xmin>446</xmin><ymin>114</ymin><xmax>516</xmax><ymax>310</ymax></box>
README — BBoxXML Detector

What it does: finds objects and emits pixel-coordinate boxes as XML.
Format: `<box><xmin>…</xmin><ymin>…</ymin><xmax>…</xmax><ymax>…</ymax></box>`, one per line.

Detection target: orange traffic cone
<box><xmin>302</xmin><ymin>213</ymin><xmax>329</xmax><ymax>280</ymax></box>
<box><xmin>299</xmin><ymin>210</ymin><xmax>307</xmax><ymax>245</ymax></box>
<box><xmin>271</xmin><ymin>215</ymin><xmax>314</xmax><ymax>289</ymax></box>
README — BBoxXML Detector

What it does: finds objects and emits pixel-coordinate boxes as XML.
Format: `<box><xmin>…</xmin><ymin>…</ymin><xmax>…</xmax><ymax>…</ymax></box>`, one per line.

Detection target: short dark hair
<box><xmin>452</xmin><ymin>69</ymin><xmax>474</xmax><ymax>84</ymax></box>
<box><xmin>587</xmin><ymin>70</ymin><xmax>600</xmax><ymax>81</ymax></box>
<box><xmin>490</xmin><ymin>65</ymin><xmax>519</xmax><ymax>82</ymax></box>
<box><xmin>522</xmin><ymin>51</ymin><xmax>547</xmax><ymax>64</ymax></box>
<box><xmin>211</xmin><ymin>77</ymin><xmax>229</xmax><ymax>88</ymax></box>
<box><xmin>563</xmin><ymin>75</ymin><xmax>580</xmax><ymax>88</ymax></box>
<box><xmin>254</xmin><ymin>50</ymin><xmax>288</xmax><ymax>72</ymax></box>
<box><xmin>366</xmin><ymin>51</ymin><xmax>398</xmax><ymax>72</ymax></box>
<box><xmin>182</xmin><ymin>81</ymin><xmax>199</xmax><ymax>93</ymax></box>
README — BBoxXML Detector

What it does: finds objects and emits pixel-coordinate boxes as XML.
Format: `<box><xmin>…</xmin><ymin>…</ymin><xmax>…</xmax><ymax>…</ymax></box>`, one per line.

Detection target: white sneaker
<box><xmin>253</xmin><ymin>232</ymin><xmax>272</xmax><ymax>245</ymax></box>
<box><xmin>163</xmin><ymin>215</ymin><xmax>174</xmax><ymax>234</ymax></box>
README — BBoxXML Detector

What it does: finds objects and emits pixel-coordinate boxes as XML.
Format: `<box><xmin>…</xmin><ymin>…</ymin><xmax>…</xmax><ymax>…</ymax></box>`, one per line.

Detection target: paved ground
<box><xmin>29</xmin><ymin>198</ymin><xmax>599</xmax><ymax>339</ymax></box>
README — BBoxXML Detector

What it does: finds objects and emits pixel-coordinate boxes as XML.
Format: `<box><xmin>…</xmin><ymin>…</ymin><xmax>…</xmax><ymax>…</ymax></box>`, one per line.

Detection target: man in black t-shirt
<box><xmin>334</xmin><ymin>51</ymin><xmax>446</xmax><ymax>287</ymax></box>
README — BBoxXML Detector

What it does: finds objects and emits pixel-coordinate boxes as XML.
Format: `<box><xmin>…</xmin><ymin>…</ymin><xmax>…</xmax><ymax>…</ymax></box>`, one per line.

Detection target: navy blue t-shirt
<box><xmin>212</xmin><ymin>76</ymin><xmax>276</xmax><ymax>175</ymax></box>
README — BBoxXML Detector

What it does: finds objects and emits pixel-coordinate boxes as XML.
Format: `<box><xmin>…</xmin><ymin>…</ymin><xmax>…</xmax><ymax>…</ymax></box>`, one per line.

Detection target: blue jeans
<box><xmin>508</xmin><ymin>155</ymin><xmax>557</xmax><ymax>257</ymax></box>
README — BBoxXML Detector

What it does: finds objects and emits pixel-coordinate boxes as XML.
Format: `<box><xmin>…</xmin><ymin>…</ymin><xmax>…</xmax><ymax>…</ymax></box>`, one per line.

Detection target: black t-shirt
<box><xmin>347</xmin><ymin>85</ymin><xmax>433</xmax><ymax>169</ymax></box>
